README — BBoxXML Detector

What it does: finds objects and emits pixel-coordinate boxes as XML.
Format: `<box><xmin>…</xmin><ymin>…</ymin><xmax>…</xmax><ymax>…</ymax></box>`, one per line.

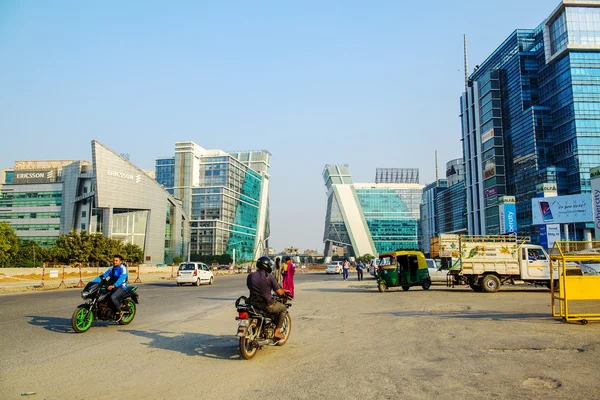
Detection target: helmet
<box><xmin>256</xmin><ymin>256</ymin><xmax>273</xmax><ymax>273</ymax></box>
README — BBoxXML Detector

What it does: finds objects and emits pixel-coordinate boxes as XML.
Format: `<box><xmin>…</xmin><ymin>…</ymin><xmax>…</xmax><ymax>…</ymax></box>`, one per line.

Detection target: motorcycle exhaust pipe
<box><xmin>256</xmin><ymin>339</ymin><xmax>273</xmax><ymax>346</ymax></box>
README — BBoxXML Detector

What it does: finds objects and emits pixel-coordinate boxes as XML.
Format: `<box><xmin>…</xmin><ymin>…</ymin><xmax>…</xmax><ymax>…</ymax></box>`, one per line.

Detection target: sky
<box><xmin>0</xmin><ymin>0</ymin><xmax>555</xmax><ymax>252</ymax></box>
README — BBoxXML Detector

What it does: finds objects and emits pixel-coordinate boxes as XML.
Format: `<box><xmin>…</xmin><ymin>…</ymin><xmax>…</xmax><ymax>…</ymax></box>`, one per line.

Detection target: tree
<box><xmin>0</xmin><ymin>222</ymin><xmax>19</xmax><ymax>267</ymax></box>
<box><xmin>173</xmin><ymin>256</ymin><xmax>184</xmax><ymax>265</ymax></box>
<box><xmin>14</xmin><ymin>240</ymin><xmax>44</xmax><ymax>268</ymax></box>
<box><xmin>357</xmin><ymin>254</ymin><xmax>375</xmax><ymax>265</ymax></box>
<box><xmin>123</xmin><ymin>242</ymin><xmax>144</xmax><ymax>264</ymax></box>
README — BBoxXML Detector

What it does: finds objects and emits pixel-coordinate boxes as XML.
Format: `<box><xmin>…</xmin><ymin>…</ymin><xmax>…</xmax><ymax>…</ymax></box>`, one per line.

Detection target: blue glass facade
<box><xmin>436</xmin><ymin>181</ymin><xmax>467</xmax><ymax>234</ymax></box>
<box><xmin>355</xmin><ymin>187</ymin><xmax>422</xmax><ymax>254</ymax></box>
<box><xmin>158</xmin><ymin>142</ymin><xmax>270</xmax><ymax>261</ymax></box>
<box><xmin>461</xmin><ymin>2</ymin><xmax>600</xmax><ymax>242</ymax></box>
<box><xmin>155</xmin><ymin>157</ymin><xmax>175</xmax><ymax>190</ymax></box>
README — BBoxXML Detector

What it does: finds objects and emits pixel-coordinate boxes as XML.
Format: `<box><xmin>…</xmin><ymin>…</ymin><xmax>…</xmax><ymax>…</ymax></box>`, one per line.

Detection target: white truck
<box><xmin>436</xmin><ymin>234</ymin><xmax>556</xmax><ymax>293</ymax></box>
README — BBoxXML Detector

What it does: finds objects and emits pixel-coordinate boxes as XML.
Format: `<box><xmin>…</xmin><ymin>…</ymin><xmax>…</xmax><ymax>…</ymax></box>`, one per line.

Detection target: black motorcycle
<box><xmin>71</xmin><ymin>277</ymin><xmax>139</xmax><ymax>333</ymax></box>
<box><xmin>234</xmin><ymin>294</ymin><xmax>292</xmax><ymax>360</ymax></box>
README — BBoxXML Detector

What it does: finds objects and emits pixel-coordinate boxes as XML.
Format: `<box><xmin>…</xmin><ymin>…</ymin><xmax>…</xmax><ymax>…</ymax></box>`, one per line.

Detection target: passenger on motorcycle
<box><xmin>98</xmin><ymin>254</ymin><xmax>128</xmax><ymax>318</ymax></box>
<box><xmin>247</xmin><ymin>256</ymin><xmax>289</xmax><ymax>340</ymax></box>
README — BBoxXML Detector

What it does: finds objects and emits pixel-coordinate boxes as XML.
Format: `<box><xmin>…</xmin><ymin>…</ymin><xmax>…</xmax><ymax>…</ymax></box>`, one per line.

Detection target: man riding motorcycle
<box><xmin>96</xmin><ymin>254</ymin><xmax>128</xmax><ymax>319</ymax></box>
<box><xmin>247</xmin><ymin>256</ymin><xmax>289</xmax><ymax>340</ymax></box>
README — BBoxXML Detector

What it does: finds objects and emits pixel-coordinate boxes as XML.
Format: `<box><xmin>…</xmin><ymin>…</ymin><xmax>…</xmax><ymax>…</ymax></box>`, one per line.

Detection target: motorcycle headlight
<box><xmin>81</xmin><ymin>291</ymin><xmax>89</xmax><ymax>299</ymax></box>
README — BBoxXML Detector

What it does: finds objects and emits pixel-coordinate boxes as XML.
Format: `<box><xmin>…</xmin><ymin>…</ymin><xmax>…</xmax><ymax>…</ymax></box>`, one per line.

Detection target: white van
<box><xmin>176</xmin><ymin>262</ymin><xmax>215</xmax><ymax>286</ymax></box>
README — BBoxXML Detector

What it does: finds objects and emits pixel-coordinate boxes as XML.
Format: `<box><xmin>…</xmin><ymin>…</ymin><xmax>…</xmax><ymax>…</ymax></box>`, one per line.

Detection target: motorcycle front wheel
<box><xmin>72</xmin><ymin>307</ymin><xmax>94</xmax><ymax>333</ymax></box>
<box><xmin>276</xmin><ymin>314</ymin><xmax>292</xmax><ymax>346</ymax></box>
<box><xmin>118</xmin><ymin>299</ymin><xmax>136</xmax><ymax>325</ymax></box>
<box><xmin>240</xmin><ymin>322</ymin><xmax>259</xmax><ymax>360</ymax></box>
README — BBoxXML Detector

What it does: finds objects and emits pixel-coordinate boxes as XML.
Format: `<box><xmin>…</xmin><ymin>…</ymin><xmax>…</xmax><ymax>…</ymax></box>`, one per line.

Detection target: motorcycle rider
<box><xmin>247</xmin><ymin>256</ymin><xmax>289</xmax><ymax>340</ymax></box>
<box><xmin>98</xmin><ymin>254</ymin><xmax>129</xmax><ymax>319</ymax></box>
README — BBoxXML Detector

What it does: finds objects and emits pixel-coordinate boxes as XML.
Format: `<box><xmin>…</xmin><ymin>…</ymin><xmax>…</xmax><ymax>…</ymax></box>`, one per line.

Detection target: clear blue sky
<box><xmin>0</xmin><ymin>0</ymin><xmax>554</xmax><ymax>252</ymax></box>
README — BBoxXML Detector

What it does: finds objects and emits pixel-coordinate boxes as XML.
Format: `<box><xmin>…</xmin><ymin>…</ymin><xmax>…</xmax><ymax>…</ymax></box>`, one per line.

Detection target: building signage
<box><xmin>484</xmin><ymin>187</ymin><xmax>497</xmax><ymax>199</ymax></box>
<box><xmin>13</xmin><ymin>169</ymin><xmax>59</xmax><ymax>184</ymax></box>
<box><xmin>499</xmin><ymin>198</ymin><xmax>517</xmax><ymax>234</ymax></box>
<box><xmin>107</xmin><ymin>170</ymin><xmax>141</xmax><ymax>183</ymax></box>
<box><xmin>481</xmin><ymin>129</ymin><xmax>494</xmax><ymax>144</ymax></box>
<box><xmin>531</xmin><ymin>194</ymin><xmax>593</xmax><ymax>225</ymax></box>
<box><xmin>591</xmin><ymin>166</ymin><xmax>600</xmax><ymax>239</ymax></box>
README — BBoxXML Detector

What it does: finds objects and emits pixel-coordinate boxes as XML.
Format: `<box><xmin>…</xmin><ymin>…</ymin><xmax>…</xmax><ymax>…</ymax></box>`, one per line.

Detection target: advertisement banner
<box><xmin>547</xmin><ymin>224</ymin><xmax>561</xmax><ymax>250</ymax></box>
<box><xmin>498</xmin><ymin>200</ymin><xmax>517</xmax><ymax>234</ymax></box>
<box><xmin>531</xmin><ymin>194</ymin><xmax>593</xmax><ymax>225</ymax></box>
<box><xmin>539</xmin><ymin>225</ymin><xmax>548</xmax><ymax>248</ymax></box>
<box><xmin>591</xmin><ymin>166</ymin><xmax>600</xmax><ymax>240</ymax></box>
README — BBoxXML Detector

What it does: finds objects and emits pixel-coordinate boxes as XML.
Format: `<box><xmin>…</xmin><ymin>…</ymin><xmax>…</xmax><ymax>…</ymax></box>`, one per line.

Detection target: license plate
<box><xmin>236</xmin><ymin>320</ymin><xmax>249</xmax><ymax>337</ymax></box>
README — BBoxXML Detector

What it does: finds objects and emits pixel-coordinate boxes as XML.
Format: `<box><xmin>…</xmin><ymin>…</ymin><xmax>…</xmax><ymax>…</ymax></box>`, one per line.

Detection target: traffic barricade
<box><xmin>550</xmin><ymin>241</ymin><xmax>600</xmax><ymax>325</ymax></box>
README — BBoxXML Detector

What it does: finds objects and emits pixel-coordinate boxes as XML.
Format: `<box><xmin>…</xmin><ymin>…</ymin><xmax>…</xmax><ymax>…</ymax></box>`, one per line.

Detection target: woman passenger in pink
<box><xmin>282</xmin><ymin>256</ymin><xmax>295</xmax><ymax>298</ymax></box>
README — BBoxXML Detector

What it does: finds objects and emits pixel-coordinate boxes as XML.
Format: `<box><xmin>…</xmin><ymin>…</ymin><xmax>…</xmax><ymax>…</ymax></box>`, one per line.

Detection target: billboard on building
<box><xmin>498</xmin><ymin>196</ymin><xmax>517</xmax><ymax>233</ymax></box>
<box><xmin>591</xmin><ymin>166</ymin><xmax>600</xmax><ymax>240</ymax></box>
<box><xmin>531</xmin><ymin>194</ymin><xmax>593</xmax><ymax>225</ymax></box>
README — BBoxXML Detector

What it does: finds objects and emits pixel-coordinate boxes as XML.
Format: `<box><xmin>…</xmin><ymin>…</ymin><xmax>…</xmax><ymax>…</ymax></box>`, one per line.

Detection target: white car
<box><xmin>426</xmin><ymin>259</ymin><xmax>449</xmax><ymax>283</ymax></box>
<box><xmin>326</xmin><ymin>261</ymin><xmax>343</xmax><ymax>274</ymax></box>
<box><xmin>176</xmin><ymin>262</ymin><xmax>215</xmax><ymax>286</ymax></box>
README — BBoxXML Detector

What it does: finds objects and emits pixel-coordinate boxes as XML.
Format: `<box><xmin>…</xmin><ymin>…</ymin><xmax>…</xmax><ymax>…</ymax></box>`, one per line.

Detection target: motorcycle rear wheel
<box><xmin>72</xmin><ymin>307</ymin><xmax>94</xmax><ymax>333</ymax></box>
<box><xmin>276</xmin><ymin>314</ymin><xmax>292</xmax><ymax>346</ymax></box>
<box><xmin>118</xmin><ymin>300</ymin><xmax>136</xmax><ymax>325</ymax></box>
<box><xmin>240</xmin><ymin>322</ymin><xmax>259</xmax><ymax>360</ymax></box>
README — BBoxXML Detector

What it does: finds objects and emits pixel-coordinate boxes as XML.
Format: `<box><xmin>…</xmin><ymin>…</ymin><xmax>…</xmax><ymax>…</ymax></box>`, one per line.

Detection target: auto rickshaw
<box><xmin>376</xmin><ymin>251</ymin><xmax>431</xmax><ymax>292</ymax></box>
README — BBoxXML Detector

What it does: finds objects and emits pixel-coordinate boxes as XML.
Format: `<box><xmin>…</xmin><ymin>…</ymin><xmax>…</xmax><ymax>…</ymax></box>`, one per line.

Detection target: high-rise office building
<box><xmin>322</xmin><ymin>165</ymin><xmax>423</xmax><ymax>258</ymax></box>
<box><xmin>436</xmin><ymin>158</ymin><xmax>467</xmax><ymax>235</ymax></box>
<box><xmin>461</xmin><ymin>0</ymin><xmax>600</xmax><ymax>241</ymax></box>
<box><xmin>419</xmin><ymin>179</ymin><xmax>448</xmax><ymax>254</ymax></box>
<box><xmin>156</xmin><ymin>141</ymin><xmax>270</xmax><ymax>262</ymax></box>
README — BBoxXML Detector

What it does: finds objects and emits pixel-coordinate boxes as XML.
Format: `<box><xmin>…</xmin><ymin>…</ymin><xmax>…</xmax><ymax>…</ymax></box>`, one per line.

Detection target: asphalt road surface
<box><xmin>1</xmin><ymin>273</ymin><xmax>599</xmax><ymax>400</ymax></box>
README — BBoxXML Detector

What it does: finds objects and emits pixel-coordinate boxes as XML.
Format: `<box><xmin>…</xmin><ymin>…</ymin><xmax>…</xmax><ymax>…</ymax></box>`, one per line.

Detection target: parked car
<box><xmin>326</xmin><ymin>261</ymin><xmax>343</xmax><ymax>274</ymax></box>
<box><xmin>426</xmin><ymin>258</ymin><xmax>449</xmax><ymax>283</ymax></box>
<box><xmin>176</xmin><ymin>262</ymin><xmax>215</xmax><ymax>286</ymax></box>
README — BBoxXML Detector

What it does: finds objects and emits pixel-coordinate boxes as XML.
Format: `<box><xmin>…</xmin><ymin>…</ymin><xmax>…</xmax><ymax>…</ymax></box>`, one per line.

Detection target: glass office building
<box><xmin>322</xmin><ymin>165</ymin><xmax>423</xmax><ymax>258</ymax></box>
<box><xmin>461</xmin><ymin>0</ymin><xmax>600</xmax><ymax>242</ymax></box>
<box><xmin>436</xmin><ymin>159</ymin><xmax>467</xmax><ymax>235</ymax></box>
<box><xmin>0</xmin><ymin>161</ymin><xmax>78</xmax><ymax>247</ymax></box>
<box><xmin>419</xmin><ymin>180</ymin><xmax>448</xmax><ymax>254</ymax></box>
<box><xmin>156</xmin><ymin>141</ymin><xmax>270</xmax><ymax>262</ymax></box>
<box><xmin>0</xmin><ymin>143</ymin><xmax>189</xmax><ymax>264</ymax></box>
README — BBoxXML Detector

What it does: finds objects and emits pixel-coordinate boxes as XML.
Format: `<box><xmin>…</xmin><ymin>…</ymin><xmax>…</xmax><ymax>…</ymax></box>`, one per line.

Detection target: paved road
<box><xmin>2</xmin><ymin>273</ymin><xmax>599</xmax><ymax>400</ymax></box>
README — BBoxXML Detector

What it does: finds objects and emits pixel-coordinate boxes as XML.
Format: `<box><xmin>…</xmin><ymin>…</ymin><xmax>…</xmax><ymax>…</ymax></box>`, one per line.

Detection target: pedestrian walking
<box><xmin>342</xmin><ymin>258</ymin><xmax>350</xmax><ymax>281</ymax></box>
<box><xmin>356</xmin><ymin>260</ymin><xmax>365</xmax><ymax>281</ymax></box>
<box><xmin>283</xmin><ymin>257</ymin><xmax>295</xmax><ymax>298</ymax></box>
<box><xmin>273</xmin><ymin>257</ymin><xmax>283</xmax><ymax>285</ymax></box>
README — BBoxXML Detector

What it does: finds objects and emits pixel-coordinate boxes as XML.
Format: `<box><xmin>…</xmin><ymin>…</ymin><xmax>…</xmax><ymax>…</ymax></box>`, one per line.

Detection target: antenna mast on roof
<box><xmin>435</xmin><ymin>151</ymin><xmax>439</xmax><ymax>182</ymax></box>
<box><xmin>464</xmin><ymin>34</ymin><xmax>469</xmax><ymax>89</ymax></box>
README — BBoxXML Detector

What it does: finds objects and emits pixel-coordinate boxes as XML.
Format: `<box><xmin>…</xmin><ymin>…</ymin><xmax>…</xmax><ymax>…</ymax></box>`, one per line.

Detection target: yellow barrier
<box><xmin>550</xmin><ymin>241</ymin><xmax>600</xmax><ymax>325</ymax></box>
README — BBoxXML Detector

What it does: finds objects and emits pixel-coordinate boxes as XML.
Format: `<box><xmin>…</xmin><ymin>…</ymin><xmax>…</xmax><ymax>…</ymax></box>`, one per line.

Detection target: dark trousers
<box><xmin>265</xmin><ymin>301</ymin><xmax>287</xmax><ymax>329</ymax></box>
<box><xmin>357</xmin><ymin>269</ymin><xmax>363</xmax><ymax>281</ymax></box>
<box><xmin>109</xmin><ymin>287</ymin><xmax>126</xmax><ymax>313</ymax></box>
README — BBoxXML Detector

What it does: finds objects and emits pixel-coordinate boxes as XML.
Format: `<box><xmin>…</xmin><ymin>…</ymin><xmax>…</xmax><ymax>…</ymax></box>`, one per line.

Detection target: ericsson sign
<box><xmin>107</xmin><ymin>170</ymin><xmax>141</xmax><ymax>183</ymax></box>
<box><xmin>13</xmin><ymin>169</ymin><xmax>58</xmax><ymax>184</ymax></box>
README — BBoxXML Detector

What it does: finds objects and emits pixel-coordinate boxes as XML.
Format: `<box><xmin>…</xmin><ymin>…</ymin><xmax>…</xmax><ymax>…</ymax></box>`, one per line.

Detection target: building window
<box><xmin>82</xmin><ymin>211</ymin><xmax>86</xmax><ymax>218</ymax></box>
<box><xmin>83</xmin><ymin>187</ymin><xmax>88</xmax><ymax>193</ymax></box>
<box><xmin>81</xmin><ymin>223</ymin><xmax>86</xmax><ymax>230</ymax></box>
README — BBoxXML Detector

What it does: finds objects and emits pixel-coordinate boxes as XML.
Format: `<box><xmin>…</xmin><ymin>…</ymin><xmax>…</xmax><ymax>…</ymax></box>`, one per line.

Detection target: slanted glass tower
<box><xmin>323</xmin><ymin>165</ymin><xmax>423</xmax><ymax>258</ymax></box>
<box><xmin>156</xmin><ymin>141</ymin><xmax>270</xmax><ymax>262</ymax></box>
<box><xmin>461</xmin><ymin>0</ymin><xmax>600</xmax><ymax>242</ymax></box>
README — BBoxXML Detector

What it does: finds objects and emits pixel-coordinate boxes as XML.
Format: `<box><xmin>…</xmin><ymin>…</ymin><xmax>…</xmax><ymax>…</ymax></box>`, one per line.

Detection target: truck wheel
<box><xmin>402</xmin><ymin>286</ymin><xmax>410</xmax><ymax>291</ymax></box>
<box><xmin>482</xmin><ymin>275</ymin><xmax>500</xmax><ymax>293</ymax></box>
<box><xmin>421</xmin><ymin>279</ymin><xmax>431</xmax><ymax>290</ymax></box>
<box><xmin>378</xmin><ymin>283</ymin><xmax>387</xmax><ymax>293</ymax></box>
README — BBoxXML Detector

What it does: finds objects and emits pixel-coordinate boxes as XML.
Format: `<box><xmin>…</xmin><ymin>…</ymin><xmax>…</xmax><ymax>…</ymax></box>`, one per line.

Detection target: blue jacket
<box><xmin>101</xmin><ymin>264</ymin><xmax>128</xmax><ymax>289</ymax></box>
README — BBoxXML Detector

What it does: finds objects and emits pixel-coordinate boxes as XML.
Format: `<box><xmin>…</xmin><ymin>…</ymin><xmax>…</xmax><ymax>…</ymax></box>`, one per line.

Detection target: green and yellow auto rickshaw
<box><xmin>376</xmin><ymin>251</ymin><xmax>431</xmax><ymax>292</ymax></box>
